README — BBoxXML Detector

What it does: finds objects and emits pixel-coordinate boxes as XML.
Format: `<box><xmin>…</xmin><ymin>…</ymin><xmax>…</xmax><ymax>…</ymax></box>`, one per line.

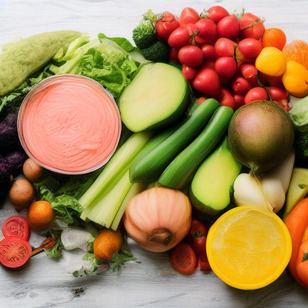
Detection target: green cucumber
<box><xmin>129</xmin><ymin>98</ymin><xmax>220</xmax><ymax>183</ymax></box>
<box><xmin>190</xmin><ymin>136</ymin><xmax>242</xmax><ymax>216</ymax></box>
<box><xmin>118</xmin><ymin>62</ymin><xmax>190</xmax><ymax>132</ymax></box>
<box><xmin>158</xmin><ymin>106</ymin><xmax>234</xmax><ymax>189</ymax></box>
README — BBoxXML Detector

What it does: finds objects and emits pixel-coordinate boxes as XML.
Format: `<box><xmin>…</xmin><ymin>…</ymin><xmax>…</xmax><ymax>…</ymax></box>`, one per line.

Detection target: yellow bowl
<box><xmin>206</xmin><ymin>205</ymin><xmax>292</xmax><ymax>290</ymax></box>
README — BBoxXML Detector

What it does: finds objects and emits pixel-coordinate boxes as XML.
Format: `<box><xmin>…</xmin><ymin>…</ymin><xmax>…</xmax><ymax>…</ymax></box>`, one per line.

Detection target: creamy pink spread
<box><xmin>18</xmin><ymin>75</ymin><xmax>121</xmax><ymax>174</ymax></box>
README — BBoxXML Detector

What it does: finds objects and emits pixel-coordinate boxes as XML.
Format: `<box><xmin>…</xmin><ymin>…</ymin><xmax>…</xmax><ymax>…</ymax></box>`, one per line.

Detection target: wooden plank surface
<box><xmin>1</xmin><ymin>0</ymin><xmax>308</xmax><ymax>307</ymax></box>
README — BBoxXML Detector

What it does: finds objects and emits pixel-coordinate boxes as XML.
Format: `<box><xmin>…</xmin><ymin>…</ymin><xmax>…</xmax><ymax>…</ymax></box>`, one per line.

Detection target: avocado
<box><xmin>190</xmin><ymin>136</ymin><xmax>242</xmax><ymax>215</ymax></box>
<box><xmin>283</xmin><ymin>167</ymin><xmax>308</xmax><ymax>220</ymax></box>
<box><xmin>118</xmin><ymin>62</ymin><xmax>190</xmax><ymax>132</ymax></box>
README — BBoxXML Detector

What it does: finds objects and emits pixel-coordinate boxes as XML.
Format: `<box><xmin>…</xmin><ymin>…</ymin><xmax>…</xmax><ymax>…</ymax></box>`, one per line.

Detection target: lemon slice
<box><xmin>206</xmin><ymin>205</ymin><xmax>292</xmax><ymax>290</ymax></box>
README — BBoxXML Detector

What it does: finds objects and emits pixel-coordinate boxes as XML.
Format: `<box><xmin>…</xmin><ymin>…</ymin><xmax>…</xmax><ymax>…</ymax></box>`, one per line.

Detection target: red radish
<box><xmin>169</xmin><ymin>242</ymin><xmax>198</xmax><ymax>275</ymax></box>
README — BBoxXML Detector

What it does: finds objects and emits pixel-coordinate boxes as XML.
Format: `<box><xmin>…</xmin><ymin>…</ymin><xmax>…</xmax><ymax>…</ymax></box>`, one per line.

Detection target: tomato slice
<box><xmin>2</xmin><ymin>215</ymin><xmax>30</xmax><ymax>241</ymax></box>
<box><xmin>169</xmin><ymin>242</ymin><xmax>197</xmax><ymax>275</ymax></box>
<box><xmin>0</xmin><ymin>236</ymin><xmax>32</xmax><ymax>268</ymax></box>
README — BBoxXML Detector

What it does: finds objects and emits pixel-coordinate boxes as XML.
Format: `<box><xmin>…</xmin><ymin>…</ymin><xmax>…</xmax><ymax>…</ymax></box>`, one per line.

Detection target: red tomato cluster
<box><xmin>155</xmin><ymin>6</ymin><xmax>290</xmax><ymax>110</ymax></box>
<box><xmin>169</xmin><ymin>219</ymin><xmax>211</xmax><ymax>275</ymax></box>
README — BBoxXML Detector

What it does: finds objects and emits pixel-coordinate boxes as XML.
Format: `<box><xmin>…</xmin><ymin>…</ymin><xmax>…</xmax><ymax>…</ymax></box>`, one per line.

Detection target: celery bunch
<box><xmin>78</xmin><ymin>132</ymin><xmax>152</xmax><ymax>230</ymax></box>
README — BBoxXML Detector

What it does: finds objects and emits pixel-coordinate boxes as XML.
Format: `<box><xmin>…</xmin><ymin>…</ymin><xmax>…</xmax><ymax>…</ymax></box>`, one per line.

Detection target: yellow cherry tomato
<box><xmin>255</xmin><ymin>46</ymin><xmax>286</xmax><ymax>77</ymax></box>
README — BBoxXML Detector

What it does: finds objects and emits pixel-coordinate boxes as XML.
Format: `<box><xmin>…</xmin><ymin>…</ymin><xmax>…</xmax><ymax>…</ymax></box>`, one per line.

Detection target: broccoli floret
<box><xmin>132</xmin><ymin>19</ymin><xmax>157</xmax><ymax>50</ymax></box>
<box><xmin>294</xmin><ymin>130</ymin><xmax>308</xmax><ymax>167</ymax></box>
<box><xmin>140</xmin><ymin>41</ymin><xmax>171</xmax><ymax>63</ymax></box>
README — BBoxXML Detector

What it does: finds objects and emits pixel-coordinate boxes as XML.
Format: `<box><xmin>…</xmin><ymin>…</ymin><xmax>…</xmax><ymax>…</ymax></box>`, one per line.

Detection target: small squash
<box><xmin>123</xmin><ymin>187</ymin><xmax>192</xmax><ymax>252</ymax></box>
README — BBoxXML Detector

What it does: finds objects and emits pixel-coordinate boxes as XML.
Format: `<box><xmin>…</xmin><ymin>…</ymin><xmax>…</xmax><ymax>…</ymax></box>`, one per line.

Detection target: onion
<box><xmin>123</xmin><ymin>187</ymin><xmax>192</xmax><ymax>252</ymax></box>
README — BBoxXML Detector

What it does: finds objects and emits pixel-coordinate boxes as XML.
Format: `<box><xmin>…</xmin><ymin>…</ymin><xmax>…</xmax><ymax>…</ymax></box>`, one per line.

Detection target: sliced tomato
<box><xmin>169</xmin><ymin>242</ymin><xmax>197</xmax><ymax>275</ymax></box>
<box><xmin>2</xmin><ymin>215</ymin><xmax>30</xmax><ymax>241</ymax></box>
<box><xmin>0</xmin><ymin>236</ymin><xmax>32</xmax><ymax>268</ymax></box>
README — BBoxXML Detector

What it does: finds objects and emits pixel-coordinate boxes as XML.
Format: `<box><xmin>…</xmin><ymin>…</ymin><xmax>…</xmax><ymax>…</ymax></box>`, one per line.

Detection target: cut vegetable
<box><xmin>129</xmin><ymin>98</ymin><xmax>220</xmax><ymax>183</ymax></box>
<box><xmin>118</xmin><ymin>62</ymin><xmax>190</xmax><ymax>132</ymax></box>
<box><xmin>159</xmin><ymin>106</ymin><xmax>234</xmax><ymax>189</ymax></box>
<box><xmin>190</xmin><ymin>137</ymin><xmax>242</xmax><ymax>215</ymax></box>
<box><xmin>0</xmin><ymin>236</ymin><xmax>32</xmax><ymax>268</ymax></box>
<box><xmin>2</xmin><ymin>215</ymin><xmax>30</xmax><ymax>241</ymax></box>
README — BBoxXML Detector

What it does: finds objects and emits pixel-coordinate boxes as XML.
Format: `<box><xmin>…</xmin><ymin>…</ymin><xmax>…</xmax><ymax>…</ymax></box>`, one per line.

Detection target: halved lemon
<box><xmin>206</xmin><ymin>205</ymin><xmax>292</xmax><ymax>290</ymax></box>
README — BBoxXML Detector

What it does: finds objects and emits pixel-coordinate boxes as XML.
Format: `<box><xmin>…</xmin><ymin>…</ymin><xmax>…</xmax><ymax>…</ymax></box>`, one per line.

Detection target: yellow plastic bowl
<box><xmin>206</xmin><ymin>205</ymin><xmax>292</xmax><ymax>290</ymax></box>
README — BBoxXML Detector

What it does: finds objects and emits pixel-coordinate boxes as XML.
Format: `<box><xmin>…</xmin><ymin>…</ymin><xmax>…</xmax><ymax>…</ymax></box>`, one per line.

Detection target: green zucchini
<box><xmin>129</xmin><ymin>98</ymin><xmax>220</xmax><ymax>183</ymax></box>
<box><xmin>158</xmin><ymin>106</ymin><xmax>234</xmax><ymax>189</ymax></box>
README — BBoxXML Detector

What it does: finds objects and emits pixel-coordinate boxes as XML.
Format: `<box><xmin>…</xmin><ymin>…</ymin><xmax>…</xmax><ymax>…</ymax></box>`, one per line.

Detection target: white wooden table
<box><xmin>1</xmin><ymin>0</ymin><xmax>308</xmax><ymax>307</ymax></box>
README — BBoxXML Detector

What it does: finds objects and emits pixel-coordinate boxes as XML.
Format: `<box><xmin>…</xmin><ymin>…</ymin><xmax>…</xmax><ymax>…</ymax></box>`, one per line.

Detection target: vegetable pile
<box><xmin>0</xmin><ymin>5</ymin><xmax>308</xmax><ymax>291</ymax></box>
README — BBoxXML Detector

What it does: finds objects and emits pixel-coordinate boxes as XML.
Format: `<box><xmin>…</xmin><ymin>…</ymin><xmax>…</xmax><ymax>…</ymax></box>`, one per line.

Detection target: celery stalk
<box><xmin>110</xmin><ymin>181</ymin><xmax>145</xmax><ymax>231</ymax></box>
<box><xmin>85</xmin><ymin>170</ymin><xmax>133</xmax><ymax>228</ymax></box>
<box><xmin>78</xmin><ymin>131</ymin><xmax>152</xmax><ymax>212</ymax></box>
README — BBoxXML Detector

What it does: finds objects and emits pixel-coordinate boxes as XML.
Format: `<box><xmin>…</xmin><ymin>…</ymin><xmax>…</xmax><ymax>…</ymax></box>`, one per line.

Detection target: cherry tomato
<box><xmin>179</xmin><ymin>7</ymin><xmax>200</xmax><ymax>26</ymax></box>
<box><xmin>189</xmin><ymin>219</ymin><xmax>211</xmax><ymax>272</ymax></box>
<box><xmin>178</xmin><ymin>45</ymin><xmax>204</xmax><ymax>67</ymax></box>
<box><xmin>239</xmin><ymin>63</ymin><xmax>259</xmax><ymax>87</ymax></box>
<box><xmin>156</xmin><ymin>12</ymin><xmax>180</xmax><ymax>41</ymax></box>
<box><xmin>2</xmin><ymin>215</ymin><xmax>30</xmax><ymax>241</ymax></box>
<box><xmin>215</xmin><ymin>37</ymin><xmax>237</xmax><ymax>57</ymax></box>
<box><xmin>240</xmin><ymin>12</ymin><xmax>265</xmax><ymax>39</ymax></box>
<box><xmin>195</xmin><ymin>18</ymin><xmax>217</xmax><ymax>44</ymax></box>
<box><xmin>169</xmin><ymin>48</ymin><xmax>179</xmax><ymax>63</ymax></box>
<box><xmin>220</xmin><ymin>88</ymin><xmax>236</xmax><ymax>109</ymax></box>
<box><xmin>169</xmin><ymin>242</ymin><xmax>197</xmax><ymax>275</ymax></box>
<box><xmin>217</xmin><ymin>15</ymin><xmax>240</xmax><ymax>40</ymax></box>
<box><xmin>267</xmin><ymin>86</ymin><xmax>291</xmax><ymax>111</ymax></box>
<box><xmin>244</xmin><ymin>86</ymin><xmax>268</xmax><ymax>104</ymax></box>
<box><xmin>201</xmin><ymin>44</ymin><xmax>217</xmax><ymax>60</ymax></box>
<box><xmin>182</xmin><ymin>65</ymin><xmax>198</xmax><ymax>81</ymax></box>
<box><xmin>0</xmin><ymin>236</ymin><xmax>32</xmax><ymax>268</ymax></box>
<box><xmin>206</xmin><ymin>5</ymin><xmax>229</xmax><ymax>23</ymax></box>
<box><xmin>238</xmin><ymin>38</ymin><xmax>263</xmax><ymax>59</ymax></box>
<box><xmin>232</xmin><ymin>76</ymin><xmax>251</xmax><ymax>94</ymax></box>
<box><xmin>168</xmin><ymin>27</ymin><xmax>190</xmax><ymax>49</ymax></box>
<box><xmin>233</xmin><ymin>94</ymin><xmax>245</xmax><ymax>109</ymax></box>
<box><xmin>215</xmin><ymin>56</ymin><xmax>237</xmax><ymax>78</ymax></box>
<box><xmin>192</xmin><ymin>67</ymin><xmax>221</xmax><ymax>99</ymax></box>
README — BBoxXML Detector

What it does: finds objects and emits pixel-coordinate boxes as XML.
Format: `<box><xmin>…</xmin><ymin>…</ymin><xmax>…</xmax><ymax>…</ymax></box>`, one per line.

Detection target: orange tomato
<box><xmin>27</xmin><ymin>200</ymin><xmax>55</xmax><ymax>232</ymax></box>
<box><xmin>93</xmin><ymin>228</ymin><xmax>123</xmax><ymax>261</ymax></box>
<box><xmin>262</xmin><ymin>27</ymin><xmax>287</xmax><ymax>50</ymax></box>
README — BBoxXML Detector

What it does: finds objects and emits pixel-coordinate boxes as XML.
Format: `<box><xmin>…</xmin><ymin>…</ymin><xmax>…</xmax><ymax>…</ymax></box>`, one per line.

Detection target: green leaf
<box><xmin>109</xmin><ymin>248</ymin><xmax>139</xmax><ymax>271</ymax></box>
<box><xmin>302</xmin><ymin>252</ymin><xmax>308</xmax><ymax>262</ymax></box>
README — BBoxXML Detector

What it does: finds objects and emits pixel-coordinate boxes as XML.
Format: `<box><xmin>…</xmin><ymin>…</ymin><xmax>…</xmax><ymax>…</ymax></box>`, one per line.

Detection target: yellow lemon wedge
<box><xmin>206</xmin><ymin>205</ymin><xmax>292</xmax><ymax>290</ymax></box>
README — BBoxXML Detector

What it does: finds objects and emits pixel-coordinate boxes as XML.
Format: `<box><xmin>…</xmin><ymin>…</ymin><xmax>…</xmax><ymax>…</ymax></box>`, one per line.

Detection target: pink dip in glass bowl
<box><xmin>18</xmin><ymin>74</ymin><xmax>121</xmax><ymax>174</ymax></box>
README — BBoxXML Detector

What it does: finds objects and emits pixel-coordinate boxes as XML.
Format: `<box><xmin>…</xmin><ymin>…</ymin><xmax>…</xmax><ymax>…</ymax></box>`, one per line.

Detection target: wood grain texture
<box><xmin>1</xmin><ymin>0</ymin><xmax>308</xmax><ymax>307</ymax></box>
